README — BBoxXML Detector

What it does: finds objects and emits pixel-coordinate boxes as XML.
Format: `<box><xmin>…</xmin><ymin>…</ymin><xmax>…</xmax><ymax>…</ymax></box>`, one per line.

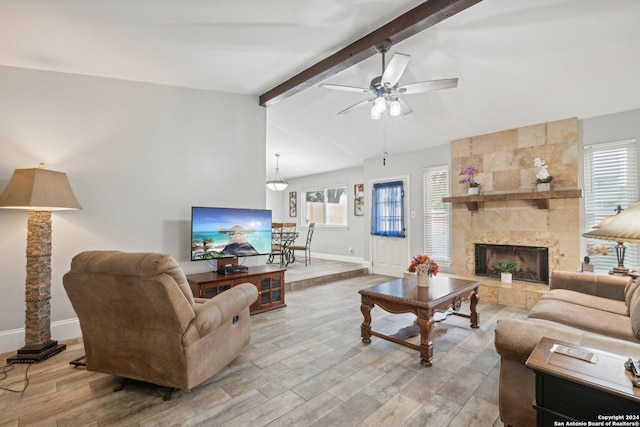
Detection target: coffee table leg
<box><xmin>360</xmin><ymin>297</ymin><xmax>373</xmax><ymax>344</ymax></box>
<box><xmin>416</xmin><ymin>315</ymin><xmax>434</xmax><ymax>367</ymax></box>
<box><xmin>470</xmin><ymin>288</ymin><xmax>479</xmax><ymax>328</ymax></box>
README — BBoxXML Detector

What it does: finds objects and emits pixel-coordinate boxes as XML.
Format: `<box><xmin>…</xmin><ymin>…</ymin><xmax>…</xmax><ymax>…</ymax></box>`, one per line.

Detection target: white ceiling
<box><xmin>2</xmin><ymin>0</ymin><xmax>640</xmax><ymax>179</ymax></box>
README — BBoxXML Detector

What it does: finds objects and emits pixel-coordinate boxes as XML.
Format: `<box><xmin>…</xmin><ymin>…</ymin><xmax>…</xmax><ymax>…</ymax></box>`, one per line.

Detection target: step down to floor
<box><xmin>287</xmin><ymin>267</ymin><xmax>369</xmax><ymax>291</ymax></box>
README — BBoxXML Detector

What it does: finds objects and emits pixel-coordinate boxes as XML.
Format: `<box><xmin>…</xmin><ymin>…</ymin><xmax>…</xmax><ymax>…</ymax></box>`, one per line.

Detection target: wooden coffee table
<box><xmin>359</xmin><ymin>275</ymin><xmax>480</xmax><ymax>367</ymax></box>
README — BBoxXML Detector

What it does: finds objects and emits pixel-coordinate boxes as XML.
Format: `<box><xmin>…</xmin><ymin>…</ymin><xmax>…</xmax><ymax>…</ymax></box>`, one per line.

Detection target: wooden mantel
<box><xmin>442</xmin><ymin>189</ymin><xmax>582</xmax><ymax>211</ymax></box>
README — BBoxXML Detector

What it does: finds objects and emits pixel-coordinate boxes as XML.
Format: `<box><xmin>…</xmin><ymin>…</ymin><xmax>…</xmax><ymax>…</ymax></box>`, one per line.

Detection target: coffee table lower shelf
<box><xmin>359</xmin><ymin>276</ymin><xmax>480</xmax><ymax>367</ymax></box>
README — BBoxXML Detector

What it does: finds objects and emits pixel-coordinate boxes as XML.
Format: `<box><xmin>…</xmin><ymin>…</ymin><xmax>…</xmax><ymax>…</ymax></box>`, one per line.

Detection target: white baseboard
<box><xmin>0</xmin><ymin>318</ymin><xmax>81</xmax><ymax>354</ymax></box>
<box><xmin>313</xmin><ymin>252</ymin><xmax>367</xmax><ymax>267</ymax></box>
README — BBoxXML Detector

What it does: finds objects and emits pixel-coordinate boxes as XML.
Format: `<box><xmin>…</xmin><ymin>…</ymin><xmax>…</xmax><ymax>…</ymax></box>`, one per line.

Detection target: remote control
<box><xmin>550</xmin><ymin>343</ymin><xmax>598</xmax><ymax>363</ymax></box>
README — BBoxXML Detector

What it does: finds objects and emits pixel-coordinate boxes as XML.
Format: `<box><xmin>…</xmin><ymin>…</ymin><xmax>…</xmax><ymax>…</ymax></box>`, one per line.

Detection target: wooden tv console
<box><xmin>186</xmin><ymin>262</ymin><xmax>286</xmax><ymax>315</ymax></box>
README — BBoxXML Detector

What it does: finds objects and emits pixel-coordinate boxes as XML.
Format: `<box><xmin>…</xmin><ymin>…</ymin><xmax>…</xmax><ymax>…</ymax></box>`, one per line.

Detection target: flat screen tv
<box><xmin>191</xmin><ymin>207</ymin><xmax>272</xmax><ymax>261</ymax></box>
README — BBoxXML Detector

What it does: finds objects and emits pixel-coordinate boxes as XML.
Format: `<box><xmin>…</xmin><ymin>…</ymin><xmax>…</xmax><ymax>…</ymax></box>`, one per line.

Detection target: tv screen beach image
<box><xmin>191</xmin><ymin>207</ymin><xmax>272</xmax><ymax>260</ymax></box>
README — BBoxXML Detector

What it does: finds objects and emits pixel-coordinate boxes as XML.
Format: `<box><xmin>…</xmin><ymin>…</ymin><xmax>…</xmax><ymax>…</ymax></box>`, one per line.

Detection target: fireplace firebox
<box><xmin>475</xmin><ymin>244</ymin><xmax>549</xmax><ymax>284</ymax></box>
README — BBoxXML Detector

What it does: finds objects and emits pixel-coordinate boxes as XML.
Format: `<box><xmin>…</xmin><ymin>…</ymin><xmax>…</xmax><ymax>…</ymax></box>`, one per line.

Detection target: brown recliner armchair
<box><xmin>63</xmin><ymin>251</ymin><xmax>258</xmax><ymax>399</ymax></box>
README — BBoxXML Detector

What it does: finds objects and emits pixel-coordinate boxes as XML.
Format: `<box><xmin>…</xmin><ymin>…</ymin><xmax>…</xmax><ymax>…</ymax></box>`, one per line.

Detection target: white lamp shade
<box><xmin>582</xmin><ymin>202</ymin><xmax>640</xmax><ymax>243</ymax></box>
<box><xmin>373</xmin><ymin>97</ymin><xmax>386</xmax><ymax>113</ymax></box>
<box><xmin>389</xmin><ymin>99</ymin><xmax>401</xmax><ymax>116</ymax></box>
<box><xmin>266</xmin><ymin>154</ymin><xmax>288</xmax><ymax>191</ymax></box>
<box><xmin>266</xmin><ymin>180</ymin><xmax>289</xmax><ymax>191</ymax></box>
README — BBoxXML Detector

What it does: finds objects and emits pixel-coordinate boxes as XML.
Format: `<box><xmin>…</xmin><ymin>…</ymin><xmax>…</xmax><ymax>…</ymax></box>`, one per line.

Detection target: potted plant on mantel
<box><xmin>493</xmin><ymin>260</ymin><xmax>518</xmax><ymax>283</ymax></box>
<box><xmin>533</xmin><ymin>157</ymin><xmax>553</xmax><ymax>191</ymax></box>
<box><xmin>459</xmin><ymin>165</ymin><xmax>481</xmax><ymax>195</ymax></box>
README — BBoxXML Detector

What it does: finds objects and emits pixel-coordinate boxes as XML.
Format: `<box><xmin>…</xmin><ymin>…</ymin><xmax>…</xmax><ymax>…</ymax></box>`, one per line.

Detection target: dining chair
<box><xmin>290</xmin><ymin>223</ymin><xmax>315</xmax><ymax>266</ymax></box>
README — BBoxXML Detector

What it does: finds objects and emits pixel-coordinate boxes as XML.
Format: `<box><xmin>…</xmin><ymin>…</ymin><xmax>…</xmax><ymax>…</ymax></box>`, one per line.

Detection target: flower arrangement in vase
<box><xmin>408</xmin><ymin>254</ymin><xmax>438</xmax><ymax>287</ymax></box>
<box><xmin>582</xmin><ymin>244</ymin><xmax>609</xmax><ymax>272</ymax></box>
<box><xmin>459</xmin><ymin>165</ymin><xmax>480</xmax><ymax>195</ymax></box>
<box><xmin>533</xmin><ymin>157</ymin><xmax>553</xmax><ymax>191</ymax></box>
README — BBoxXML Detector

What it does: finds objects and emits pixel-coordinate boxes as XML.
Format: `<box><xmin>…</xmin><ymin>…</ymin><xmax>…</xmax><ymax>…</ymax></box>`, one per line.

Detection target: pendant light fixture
<box><xmin>266</xmin><ymin>154</ymin><xmax>288</xmax><ymax>191</ymax></box>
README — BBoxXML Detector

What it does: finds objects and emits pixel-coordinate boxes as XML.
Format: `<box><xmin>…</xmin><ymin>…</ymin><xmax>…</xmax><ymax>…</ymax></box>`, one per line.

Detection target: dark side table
<box><xmin>525</xmin><ymin>337</ymin><xmax>640</xmax><ymax>425</ymax></box>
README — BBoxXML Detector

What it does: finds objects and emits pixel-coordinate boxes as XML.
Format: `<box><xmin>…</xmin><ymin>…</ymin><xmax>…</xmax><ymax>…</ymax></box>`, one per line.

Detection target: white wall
<box><xmin>266</xmin><ymin>188</ymin><xmax>287</xmax><ymax>220</ymax></box>
<box><xmin>0</xmin><ymin>66</ymin><xmax>266</xmax><ymax>352</ymax></box>
<box><xmin>282</xmin><ymin>167</ymin><xmax>366</xmax><ymax>261</ymax></box>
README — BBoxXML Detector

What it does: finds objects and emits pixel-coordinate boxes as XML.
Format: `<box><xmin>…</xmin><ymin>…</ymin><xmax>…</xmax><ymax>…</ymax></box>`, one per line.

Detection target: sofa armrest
<box><xmin>549</xmin><ymin>271</ymin><xmax>630</xmax><ymax>301</ymax></box>
<box><xmin>494</xmin><ymin>319</ymin><xmax>585</xmax><ymax>364</ymax></box>
<box><xmin>191</xmin><ymin>283</ymin><xmax>258</xmax><ymax>338</ymax></box>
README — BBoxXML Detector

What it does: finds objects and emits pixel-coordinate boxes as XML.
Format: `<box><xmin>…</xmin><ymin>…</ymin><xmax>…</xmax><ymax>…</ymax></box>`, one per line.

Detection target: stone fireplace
<box><xmin>448</xmin><ymin>117</ymin><xmax>581</xmax><ymax>308</ymax></box>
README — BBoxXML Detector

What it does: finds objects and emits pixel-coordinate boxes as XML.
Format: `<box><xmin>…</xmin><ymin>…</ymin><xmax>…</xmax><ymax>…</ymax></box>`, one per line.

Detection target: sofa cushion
<box><xmin>527</xmin><ymin>298</ymin><xmax>639</xmax><ymax>343</ymax></box>
<box><xmin>549</xmin><ymin>271</ymin><xmax>629</xmax><ymax>300</ymax></box>
<box><xmin>625</xmin><ymin>278</ymin><xmax>640</xmax><ymax>316</ymax></box>
<box><xmin>541</xmin><ymin>289</ymin><xmax>627</xmax><ymax>316</ymax></box>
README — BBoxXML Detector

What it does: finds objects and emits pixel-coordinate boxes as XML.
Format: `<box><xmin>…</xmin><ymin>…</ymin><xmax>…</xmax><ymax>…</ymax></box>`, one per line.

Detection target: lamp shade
<box><xmin>582</xmin><ymin>202</ymin><xmax>640</xmax><ymax>243</ymax></box>
<box><xmin>266</xmin><ymin>154</ymin><xmax>288</xmax><ymax>192</ymax></box>
<box><xmin>0</xmin><ymin>165</ymin><xmax>81</xmax><ymax>211</ymax></box>
<box><xmin>266</xmin><ymin>179</ymin><xmax>288</xmax><ymax>192</ymax></box>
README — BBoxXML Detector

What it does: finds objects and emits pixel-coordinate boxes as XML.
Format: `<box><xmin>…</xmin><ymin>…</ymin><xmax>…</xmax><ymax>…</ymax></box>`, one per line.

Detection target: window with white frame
<box><xmin>584</xmin><ymin>139</ymin><xmax>639</xmax><ymax>272</ymax></box>
<box><xmin>303</xmin><ymin>185</ymin><xmax>348</xmax><ymax>226</ymax></box>
<box><xmin>424</xmin><ymin>165</ymin><xmax>451</xmax><ymax>265</ymax></box>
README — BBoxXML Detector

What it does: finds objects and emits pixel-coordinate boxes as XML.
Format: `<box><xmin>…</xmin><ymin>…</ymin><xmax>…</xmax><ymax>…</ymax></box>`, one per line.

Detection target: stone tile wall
<box><xmin>449</xmin><ymin>118</ymin><xmax>581</xmax><ymax>308</ymax></box>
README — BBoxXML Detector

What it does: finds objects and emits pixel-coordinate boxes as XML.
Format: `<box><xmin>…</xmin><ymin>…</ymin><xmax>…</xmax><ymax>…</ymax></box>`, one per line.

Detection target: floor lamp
<box><xmin>0</xmin><ymin>164</ymin><xmax>81</xmax><ymax>363</ymax></box>
<box><xmin>582</xmin><ymin>202</ymin><xmax>640</xmax><ymax>275</ymax></box>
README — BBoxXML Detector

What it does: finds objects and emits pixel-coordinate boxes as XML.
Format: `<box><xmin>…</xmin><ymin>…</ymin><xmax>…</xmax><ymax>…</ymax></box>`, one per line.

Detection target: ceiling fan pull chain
<box><xmin>383</xmin><ymin>115</ymin><xmax>388</xmax><ymax>166</ymax></box>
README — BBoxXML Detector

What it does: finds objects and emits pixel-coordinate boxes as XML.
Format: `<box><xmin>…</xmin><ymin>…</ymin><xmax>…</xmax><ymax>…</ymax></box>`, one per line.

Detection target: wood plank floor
<box><xmin>0</xmin><ymin>273</ymin><xmax>528</xmax><ymax>426</ymax></box>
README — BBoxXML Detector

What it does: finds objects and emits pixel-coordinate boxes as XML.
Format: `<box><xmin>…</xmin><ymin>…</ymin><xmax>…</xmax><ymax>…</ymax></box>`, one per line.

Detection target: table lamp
<box><xmin>0</xmin><ymin>164</ymin><xmax>81</xmax><ymax>363</ymax></box>
<box><xmin>582</xmin><ymin>202</ymin><xmax>640</xmax><ymax>275</ymax></box>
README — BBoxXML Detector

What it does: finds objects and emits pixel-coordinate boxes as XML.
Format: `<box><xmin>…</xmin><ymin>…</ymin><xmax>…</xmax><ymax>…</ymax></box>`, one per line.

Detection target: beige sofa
<box><xmin>63</xmin><ymin>251</ymin><xmax>258</xmax><ymax>398</ymax></box>
<box><xmin>494</xmin><ymin>271</ymin><xmax>640</xmax><ymax>426</ymax></box>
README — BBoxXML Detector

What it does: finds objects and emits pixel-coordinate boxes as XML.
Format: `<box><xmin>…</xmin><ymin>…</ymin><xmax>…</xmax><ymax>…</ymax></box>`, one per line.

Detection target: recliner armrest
<box><xmin>191</xmin><ymin>283</ymin><xmax>258</xmax><ymax>338</ymax></box>
<box><xmin>549</xmin><ymin>271</ymin><xmax>630</xmax><ymax>301</ymax></box>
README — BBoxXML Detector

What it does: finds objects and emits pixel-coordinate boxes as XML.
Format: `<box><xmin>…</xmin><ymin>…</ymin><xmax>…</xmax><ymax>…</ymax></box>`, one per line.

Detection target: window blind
<box><xmin>584</xmin><ymin>139</ymin><xmax>639</xmax><ymax>272</ymax></box>
<box><xmin>424</xmin><ymin>165</ymin><xmax>451</xmax><ymax>265</ymax></box>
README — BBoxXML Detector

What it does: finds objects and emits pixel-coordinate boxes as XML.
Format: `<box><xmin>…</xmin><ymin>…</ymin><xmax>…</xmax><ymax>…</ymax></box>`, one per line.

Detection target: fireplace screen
<box><xmin>475</xmin><ymin>244</ymin><xmax>549</xmax><ymax>284</ymax></box>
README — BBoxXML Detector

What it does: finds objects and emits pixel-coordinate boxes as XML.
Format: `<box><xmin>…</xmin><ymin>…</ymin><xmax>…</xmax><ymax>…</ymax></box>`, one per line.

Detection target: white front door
<box><xmin>370</xmin><ymin>176</ymin><xmax>410</xmax><ymax>277</ymax></box>
<box><xmin>371</xmin><ymin>235</ymin><xmax>408</xmax><ymax>276</ymax></box>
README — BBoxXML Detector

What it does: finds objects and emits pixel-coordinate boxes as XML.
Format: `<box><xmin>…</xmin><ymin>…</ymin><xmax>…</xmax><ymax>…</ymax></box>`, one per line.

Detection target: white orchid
<box><xmin>533</xmin><ymin>157</ymin><xmax>553</xmax><ymax>183</ymax></box>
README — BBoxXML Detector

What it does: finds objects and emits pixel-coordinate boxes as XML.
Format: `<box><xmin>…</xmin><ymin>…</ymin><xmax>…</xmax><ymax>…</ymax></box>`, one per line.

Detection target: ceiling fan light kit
<box><xmin>321</xmin><ymin>39</ymin><xmax>458</xmax><ymax>120</ymax></box>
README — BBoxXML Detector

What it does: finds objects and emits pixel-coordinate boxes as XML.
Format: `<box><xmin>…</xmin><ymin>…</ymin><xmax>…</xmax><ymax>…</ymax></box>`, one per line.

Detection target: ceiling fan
<box><xmin>320</xmin><ymin>39</ymin><xmax>458</xmax><ymax>120</ymax></box>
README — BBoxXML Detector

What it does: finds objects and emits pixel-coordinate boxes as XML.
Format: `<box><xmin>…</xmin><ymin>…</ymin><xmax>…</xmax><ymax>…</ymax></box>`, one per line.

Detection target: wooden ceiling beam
<box><xmin>259</xmin><ymin>0</ymin><xmax>482</xmax><ymax>107</ymax></box>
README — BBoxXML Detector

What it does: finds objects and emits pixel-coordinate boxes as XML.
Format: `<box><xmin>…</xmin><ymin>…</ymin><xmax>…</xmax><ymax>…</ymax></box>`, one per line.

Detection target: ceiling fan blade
<box><xmin>397</xmin><ymin>78</ymin><xmax>458</xmax><ymax>95</ymax></box>
<box><xmin>397</xmin><ymin>98</ymin><xmax>413</xmax><ymax>116</ymax></box>
<box><xmin>381</xmin><ymin>53</ymin><xmax>410</xmax><ymax>88</ymax></box>
<box><xmin>337</xmin><ymin>98</ymin><xmax>374</xmax><ymax>115</ymax></box>
<box><xmin>320</xmin><ymin>83</ymin><xmax>373</xmax><ymax>94</ymax></box>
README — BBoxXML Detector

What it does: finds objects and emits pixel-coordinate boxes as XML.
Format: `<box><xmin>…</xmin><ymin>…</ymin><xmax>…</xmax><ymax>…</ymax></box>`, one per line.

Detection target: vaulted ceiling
<box><xmin>2</xmin><ymin>0</ymin><xmax>639</xmax><ymax>178</ymax></box>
